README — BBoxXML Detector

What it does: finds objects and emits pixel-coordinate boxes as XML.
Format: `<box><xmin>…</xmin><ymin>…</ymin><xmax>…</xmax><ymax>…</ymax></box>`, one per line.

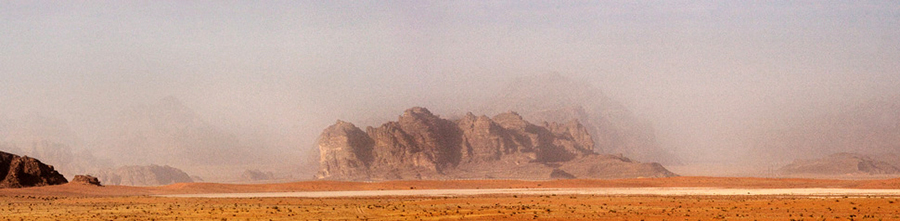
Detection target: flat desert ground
<box><xmin>3</xmin><ymin>177</ymin><xmax>900</xmax><ymax>220</ymax></box>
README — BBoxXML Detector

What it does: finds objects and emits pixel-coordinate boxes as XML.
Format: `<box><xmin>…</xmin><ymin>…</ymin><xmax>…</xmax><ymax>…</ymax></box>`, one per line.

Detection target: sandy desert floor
<box><xmin>3</xmin><ymin>177</ymin><xmax>900</xmax><ymax>220</ymax></box>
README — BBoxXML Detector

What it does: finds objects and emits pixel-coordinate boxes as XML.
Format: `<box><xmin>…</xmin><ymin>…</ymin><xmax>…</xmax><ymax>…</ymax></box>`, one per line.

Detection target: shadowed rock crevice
<box><xmin>316</xmin><ymin>107</ymin><xmax>676</xmax><ymax>181</ymax></box>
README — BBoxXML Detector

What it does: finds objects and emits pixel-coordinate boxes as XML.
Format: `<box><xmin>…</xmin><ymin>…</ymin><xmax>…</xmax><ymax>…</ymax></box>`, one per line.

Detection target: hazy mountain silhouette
<box><xmin>481</xmin><ymin>73</ymin><xmax>676</xmax><ymax>164</ymax></box>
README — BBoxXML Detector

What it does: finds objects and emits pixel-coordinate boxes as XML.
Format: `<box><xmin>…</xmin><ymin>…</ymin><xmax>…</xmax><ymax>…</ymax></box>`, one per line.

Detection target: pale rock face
<box><xmin>315</xmin><ymin>107</ymin><xmax>676</xmax><ymax>181</ymax></box>
<box><xmin>457</xmin><ymin>113</ymin><xmax>504</xmax><ymax>162</ymax></box>
<box><xmin>316</xmin><ymin>120</ymin><xmax>373</xmax><ymax>180</ymax></box>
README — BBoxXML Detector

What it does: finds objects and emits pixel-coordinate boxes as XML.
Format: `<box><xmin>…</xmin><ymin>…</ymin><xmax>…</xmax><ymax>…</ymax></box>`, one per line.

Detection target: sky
<box><xmin>2</xmin><ymin>1</ymin><xmax>899</xmax><ymax>176</ymax></box>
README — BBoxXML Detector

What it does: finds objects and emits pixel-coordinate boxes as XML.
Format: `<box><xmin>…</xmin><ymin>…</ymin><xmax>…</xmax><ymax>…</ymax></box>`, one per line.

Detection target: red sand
<box><xmin>3</xmin><ymin>176</ymin><xmax>900</xmax><ymax>197</ymax></box>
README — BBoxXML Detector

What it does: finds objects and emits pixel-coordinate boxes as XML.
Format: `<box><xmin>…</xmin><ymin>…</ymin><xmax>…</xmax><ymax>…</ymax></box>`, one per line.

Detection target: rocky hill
<box><xmin>0</xmin><ymin>151</ymin><xmax>68</xmax><ymax>188</ymax></box>
<box><xmin>316</xmin><ymin>107</ymin><xmax>676</xmax><ymax>181</ymax></box>
<box><xmin>777</xmin><ymin>153</ymin><xmax>900</xmax><ymax>176</ymax></box>
<box><xmin>94</xmin><ymin>164</ymin><xmax>194</xmax><ymax>186</ymax></box>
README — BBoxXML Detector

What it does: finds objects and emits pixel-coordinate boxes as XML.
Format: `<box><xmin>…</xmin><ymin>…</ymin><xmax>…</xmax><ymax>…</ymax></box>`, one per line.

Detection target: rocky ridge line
<box><xmin>316</xmin><ymin>107</ymin><xmax>676</xmax><ymax>181</ymax></box>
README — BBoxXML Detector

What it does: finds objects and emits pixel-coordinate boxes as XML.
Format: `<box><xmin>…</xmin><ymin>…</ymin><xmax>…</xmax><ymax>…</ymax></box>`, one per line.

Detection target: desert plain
<box><xmin>3</xmin><ymin>176</ymin><xmax>900</xmax><ymax>220</ymax></box>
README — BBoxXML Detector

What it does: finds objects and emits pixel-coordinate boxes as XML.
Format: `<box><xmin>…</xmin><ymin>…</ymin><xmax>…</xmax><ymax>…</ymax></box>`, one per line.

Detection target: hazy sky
<box><xmin>2</xmin><ymin>1</ymin><xmax>899</xmax><ymax>172</ymax></box>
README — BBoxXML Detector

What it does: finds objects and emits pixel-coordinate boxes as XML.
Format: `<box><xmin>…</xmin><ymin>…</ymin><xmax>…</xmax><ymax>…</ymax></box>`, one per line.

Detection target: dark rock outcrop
<box><xmin>777</xmin><ymin>153</ymin><xmax>900</xmax><ymax>176</ymax></box>
<box><xmin>549</xmin><ymin>169</ymin><xmax>576</xmax><ymax>179</ymax></box>
<box><xmin>316</xmin><ymin>107</ymin><xmax>676</xmax><ymax>181</ymax></box>
<box><xmin>95</xmin><ymin>165</ymin><xmax>193</xmax><ymax>186</ymax></box>
<box><xmin>0</xmin><ymin>151</ymin><xmax>68</xmax><ymax>188</ymax></box>
<box><xmin>71</xmin><ymin>175</ymin><xmax>102</xmax><ymax>186</ymax></box>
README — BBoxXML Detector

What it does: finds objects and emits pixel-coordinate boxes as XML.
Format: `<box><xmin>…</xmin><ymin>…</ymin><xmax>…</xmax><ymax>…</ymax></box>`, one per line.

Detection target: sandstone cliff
<box><xmin>0</xmin><ymin>151</ymin><xmax>68</xmax><ymax>188</ymax></box>
<box><xmin>316</xmin><ymin>107</ymin><xmax>676</xmax><ymax>181</ymax></box>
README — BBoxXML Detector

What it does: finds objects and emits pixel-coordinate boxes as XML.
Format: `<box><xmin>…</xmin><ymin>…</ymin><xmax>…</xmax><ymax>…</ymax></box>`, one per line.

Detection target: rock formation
<box><xmin>94</xmin><ymin>165</ymin><xmax>194</xmax><ymax>186</ymax></box>
<box><xmin>549</xmin><ymin>169</ymin><xmax>576</xmax><ymax>179</ymax></box>
<box><xmin>316</xmin><ymin>107</ymin><xmax>676</xmax><ymax>181</ymax></box>
<box><xmin>240</xmin><ymin>169</ymin><xmax>276</xmax><ymax>181</ymax></box>
<box><xmin>0</xmin><ymin>151</ymin><xmax>68</xmax><ymax>188</ymax></box>
<box><xmin>777</xmin><ymin>153</ymin><xmax>900</xmax><ymax>176</ymax></box>
<box><xmin>71</xmin><ymin>175</ymin><xmax>102</xmax><ymax>186</ymax></box>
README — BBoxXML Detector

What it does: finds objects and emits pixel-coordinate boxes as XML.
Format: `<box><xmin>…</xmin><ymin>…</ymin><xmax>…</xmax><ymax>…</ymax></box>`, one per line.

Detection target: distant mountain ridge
<box><xmin>94</xmin><ymin>164</ymin><xmax>194</xmax><ymax>186</ymax></box>
<box><xmin>482</xmin><ymin>73</ymin><xmax>674</xmax><ymax>164</ymax></box>
<box><xmin>98</xmin><ymin>96</ymin><xmax>250</xmax><ymax>167</ymax></box>
<box><xmin>316</xmin><ymin>107</ymin><xmax>675</xmax><ymax>181</ymax></box>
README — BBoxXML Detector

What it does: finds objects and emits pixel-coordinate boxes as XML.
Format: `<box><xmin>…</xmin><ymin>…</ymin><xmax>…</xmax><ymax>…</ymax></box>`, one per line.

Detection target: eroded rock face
<box><xmin>0</xmin><ymin>151</ymin><xmax>68</xmax><ymax>188</ymax></box>
<box><xmin>95</xmin><ymin>165</ymin><xmax>193</xmax><ymax>186</ymax></box>
<box><xmin>316</xmin><ymin>107</ymin><xmax>676</xmax><ymax>181</ymax></box>
<box><xmin>317</xmin><ymin>120</ymin><xmax>374</xmax><ymax>179</ymax></box>
<box><xmin>777</xmin><ymin>153</ymin><xmax>900</xmax><ymax>176</ymax></box>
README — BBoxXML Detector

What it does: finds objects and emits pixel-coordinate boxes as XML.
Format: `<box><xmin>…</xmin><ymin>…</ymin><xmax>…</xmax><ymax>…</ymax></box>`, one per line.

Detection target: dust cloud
<box><xmin>1</xmin><ymin>1</ymin><xmax>898</xmax><ymax>180</ymax></box>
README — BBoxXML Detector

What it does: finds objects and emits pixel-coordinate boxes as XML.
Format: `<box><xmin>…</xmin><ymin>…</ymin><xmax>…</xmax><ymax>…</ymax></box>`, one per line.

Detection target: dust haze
<box><xmin>2</xmin><ymin>1</ymin><xmax>899</xmax><ymax>181</ymax></box>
